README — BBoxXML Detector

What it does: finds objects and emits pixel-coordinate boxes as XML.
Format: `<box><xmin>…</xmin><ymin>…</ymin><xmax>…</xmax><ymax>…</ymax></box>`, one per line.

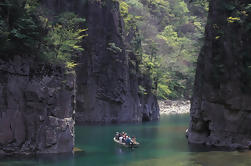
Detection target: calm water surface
<box><xmin>2</xmin><ymin>114</ymin><xmax>251</xmax><ymax>166</ymax></box>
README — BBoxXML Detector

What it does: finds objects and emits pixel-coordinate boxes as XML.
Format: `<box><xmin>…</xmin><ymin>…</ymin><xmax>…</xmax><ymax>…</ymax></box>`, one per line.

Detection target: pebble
<box><xmin>158</xmin><ymin>100</ymin><xmax>190</xmax><ymax>115</ymax></box>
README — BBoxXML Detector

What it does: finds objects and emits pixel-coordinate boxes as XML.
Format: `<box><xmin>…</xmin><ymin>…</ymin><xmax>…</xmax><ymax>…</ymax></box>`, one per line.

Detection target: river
<box><xmin>1</xmin><ymin>114</ymin><xmax>251</xmax><ymax>166</ymax></box>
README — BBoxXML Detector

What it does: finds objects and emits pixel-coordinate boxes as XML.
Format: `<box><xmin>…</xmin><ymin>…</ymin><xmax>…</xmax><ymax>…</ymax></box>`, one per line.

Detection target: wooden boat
<box><xmin>113</xmin><ymin>137</ymin><xmax>140</xmax><ymax>148</ymax></box>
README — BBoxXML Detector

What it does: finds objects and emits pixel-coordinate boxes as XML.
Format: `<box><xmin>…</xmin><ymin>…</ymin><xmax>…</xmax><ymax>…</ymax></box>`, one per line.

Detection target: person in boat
<box><xmin>115</xmin><ymin>132</ymin><xmax>120</xmax><ymax>140</ymax></box>
<box><xmin>125</xmin><ymin>136</ymin><xmax>133</xmax><ymax>145</ymax></box>
<box><xmin>115</xmin><ymin>132</ymin><xmax>125</xmax><ymax>140</ymax></box>
<box><xmin>122</xmin><ymin>132</ymin><xmax>127</xmax><ymax>143</ymax></box>
<box><xmin>131</xmin><ymin>136</ymin><xmax>136</xmax><ymax>144</ymax></box>
<box><xmin>119</xmin><ymin>135</ymin><xmax>123</xmax><ymax>143</ymax></box>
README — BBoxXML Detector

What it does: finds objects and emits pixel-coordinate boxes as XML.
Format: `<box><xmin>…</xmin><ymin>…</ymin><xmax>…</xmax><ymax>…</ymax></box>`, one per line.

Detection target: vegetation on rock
<box><xmin>0</xmin><ymin>0</ymin><xmax>86</xmax><ymax>68</ymax></box>
<box><xmin>117</xmin><ymin>0</ymin><xmax>208</xmax><ymax>100</ymax></box>
<box><xmin>0</xmin><ymin>0</ymin><xmax>208</xmax><ymax>99</ymax></box>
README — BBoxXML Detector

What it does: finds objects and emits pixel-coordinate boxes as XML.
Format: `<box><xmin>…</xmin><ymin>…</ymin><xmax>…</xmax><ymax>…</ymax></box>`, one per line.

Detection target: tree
<box><xmin>0</xmin><ymin>0</ymin><xmax>87</xmax><ymax>68</ymax></box>
<box><xmin>119</xmin><ymin>0</ymin><xmax>208</xmax><ymax>99</ymax></box>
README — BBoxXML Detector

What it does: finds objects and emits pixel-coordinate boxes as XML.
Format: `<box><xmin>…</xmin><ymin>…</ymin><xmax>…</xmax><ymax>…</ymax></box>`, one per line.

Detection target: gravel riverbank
<box><xmin>158</xmin><ymin>100</ymin><xmax>190</xmax><ymax>115</ymax></box>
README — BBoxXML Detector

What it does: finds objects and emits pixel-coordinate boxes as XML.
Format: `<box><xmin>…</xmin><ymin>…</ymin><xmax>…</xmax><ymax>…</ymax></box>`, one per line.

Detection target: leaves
<box><xmin>227</xmin><ymin>17</ymin><xmax>241</xmax><ymax>23</ymax></box>
<box><xmin>107</xmin><ymin>42</ymin><xmax>122</xmax><ymax>53</ymax></box>
<box><xmin>0</xmin><ymin>0</ymin><xmax>43</xmax><ymax>55</ymax></box>
<box><xmin>120</xmin><ymin>0</ymin><xmax>207</xmax><ymax>99</ymax></box>
<box><xmin>44</xmin><ymin>13</ymin><xmax>86</xmax><ymax>67</ymax></box>
<box><xmin>0</xmin><ymin>0</ymin><xmax>86</xmax><ymax>68</ymax></box>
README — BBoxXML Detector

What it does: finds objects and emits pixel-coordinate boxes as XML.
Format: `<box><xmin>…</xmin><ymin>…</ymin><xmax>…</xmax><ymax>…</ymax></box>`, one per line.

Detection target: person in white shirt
<box><xmin>119</xmin><ymin>136</ymin><xmax>123</xmax><ymax>143</ymax></box>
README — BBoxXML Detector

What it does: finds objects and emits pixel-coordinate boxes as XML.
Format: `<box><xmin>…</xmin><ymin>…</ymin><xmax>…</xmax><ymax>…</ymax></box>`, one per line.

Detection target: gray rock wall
<box><xmin>0</xmin><ymin>56</ymin><xmax>75</xmax><ymax>155</ymax></box>
<box><xmin>75</xmin><ymin>0</ymin><xmax>159</xmax><ymax>124</ymax></box>
<box><xmin>39</xmin><ymin>0</ymin><xmax>160</xmax><ymax>124</ymax></box>
<box><xmin>187</xmin><ymin>0</ymin><xmax>251</xmax><ymax>149</ymax></box>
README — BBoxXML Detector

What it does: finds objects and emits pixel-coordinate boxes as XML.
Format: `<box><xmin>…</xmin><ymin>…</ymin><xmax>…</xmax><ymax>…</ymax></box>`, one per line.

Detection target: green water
<box><xmin>2</xmin><ymin>114</ymin><xmax>251</xmax><ymax>166</ymax></box>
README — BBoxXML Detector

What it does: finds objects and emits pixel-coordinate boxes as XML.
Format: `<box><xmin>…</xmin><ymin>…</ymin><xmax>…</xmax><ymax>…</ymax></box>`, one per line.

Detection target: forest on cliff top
<box><xmin>0</xmin><ymin>0</ymin><xmax>208</xmax><ymax>100</ymax></box>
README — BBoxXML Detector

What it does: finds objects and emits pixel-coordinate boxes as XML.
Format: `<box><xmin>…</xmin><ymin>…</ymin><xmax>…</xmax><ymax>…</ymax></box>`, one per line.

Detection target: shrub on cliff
<box><xmin>41</xmin><ymin>12</ymin><xmax>87</xmax><ymax>68</ymax></box>
<box><xmin>0</xmin><ymin>0</ymin><xmax>43</xmax><ymax>55</ymax></box>
<box><xmin>0</xmin><ymin>0</ymin><xmax>86</xmax><ymax>69</ymax></box>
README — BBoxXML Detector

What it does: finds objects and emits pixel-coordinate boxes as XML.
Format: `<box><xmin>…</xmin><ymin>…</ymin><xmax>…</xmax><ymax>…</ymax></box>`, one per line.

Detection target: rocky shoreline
<box><xmin>158</xmin><ymin>100</ymin><xmax>190</xmax><ymax>115</ymax></box>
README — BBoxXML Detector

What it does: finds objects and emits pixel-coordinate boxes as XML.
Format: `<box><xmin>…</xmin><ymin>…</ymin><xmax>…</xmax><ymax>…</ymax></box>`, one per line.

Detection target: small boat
<box><xmin>113</xmin><ymin>137</ymin><xmax>140</xmax><ymax>148</ymax></box>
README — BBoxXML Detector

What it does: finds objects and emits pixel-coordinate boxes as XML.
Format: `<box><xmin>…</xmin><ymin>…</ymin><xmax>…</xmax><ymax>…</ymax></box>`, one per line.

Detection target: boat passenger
<box><xmin>131</xmin><ymin>136</ymin><xmax>136</xmax><ymax>144</ymax></box>
<box><xmin>122</xmin><ymin>133</ymin><xmax>127</xmax><ymax>143</ymax></box>
<box><xmin>119</xmin><ymin>136</ymin><xmax>123</xmax><ymax>143</ymax></box>
<box><xmin>125</xmin><ymin>136</ymin><xmax>132</xmax><ymax>145</ymax></box>
<box><xmin>115</xmin><ymin>132</ymin><xmax>120</xmax><ymax>140</ymax></box>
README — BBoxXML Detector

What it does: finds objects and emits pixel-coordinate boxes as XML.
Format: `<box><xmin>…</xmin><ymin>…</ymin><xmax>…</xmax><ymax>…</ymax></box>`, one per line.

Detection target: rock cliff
<box><xmin>0</xmin><ymin>0</ymin><xmax>160</xmax><ymax>156</ymax></box>
<box><xmin>41</xmin><ymin>0</ymin><xmax>159</xmax><ymax>123</ymax></box>
<box><xmin>0</xmin><ymin>56</ymin><xmax>75</xmax><ymax>155</ymax></box>
<box><xmin>187</xmin><ymin>0</ymin><xmax>251</xmax><ymax>149</ymax></box>
<box><xmin>75</xmin><ymin>0</ymin><xmax>159</xmax><ymax>124</ymax></box>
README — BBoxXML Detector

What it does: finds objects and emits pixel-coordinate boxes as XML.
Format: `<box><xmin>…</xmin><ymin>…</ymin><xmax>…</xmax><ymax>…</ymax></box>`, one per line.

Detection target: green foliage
<box><xmin>42</xmin><ymin>12</ymin><xmax>86</xmax><ymax>67</ymax></box>
<box><xmin>118</xmin><ymin>0</ymin><xmax>129</xmax><ymax>17</ymax></box>
<box><xmin>138</xmin><ymin>85</ymin><xmax>148</xmax><ymax>95</ymax></box>
<box><xmin>119</xmin><ymin>0</ymin><xmax>208</xmax><ymax>99</ymax></box>
<box><xmin>0</xmin><ymin>0</ymin><xmax>43</xmax><ymax>55</ymax></box>
<box><xmin>107</xmin><ymin>42</ymin><xmax>122</xmax><ymax>53</ymax></box>
<box><xmin>0</xmin><ymin>0</ymin><xmax>86</xmax><ymax>69</ymax></box>
<box><xmin>224</xmin><ymin>2</ymin><xmax>250</xmax><ymax>26</ymax></box>
<box><xmin>157</xmin><ymin>84</ymin><xmax>171</xmax><ymax>100</ymax></box>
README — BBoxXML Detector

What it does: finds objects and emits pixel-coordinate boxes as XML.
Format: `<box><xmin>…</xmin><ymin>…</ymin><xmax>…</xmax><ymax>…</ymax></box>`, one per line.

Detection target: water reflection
<box><xmin>0</xmin><ymin>152</ymin><xmax>76</xmax><ymax>166</ymax></box>
<box><xmin>189</xmin><ymin>151</ymin><xmax>251</xmax><ymax>166</ymax></box>
<box><xmin>2</xmin><ymin>114</ymin><xmax>251</xmax><ymax>166</ymax></box>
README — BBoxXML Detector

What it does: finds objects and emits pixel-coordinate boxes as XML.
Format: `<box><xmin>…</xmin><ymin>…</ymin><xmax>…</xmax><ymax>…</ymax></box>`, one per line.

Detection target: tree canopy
<box><xmin>118</xmin><ymin>0</ymin><xmax>208</xmax><ymax>99</ymax></box>
<box><xmin>0</xmin><ymin>0</ymin><xmax>86</xmax><ymax>68</ymax></box>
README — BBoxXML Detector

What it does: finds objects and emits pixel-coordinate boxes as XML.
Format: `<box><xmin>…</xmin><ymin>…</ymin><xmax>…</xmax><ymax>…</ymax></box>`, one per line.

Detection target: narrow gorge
<box><xmin>0</xmin><ymin>0</ymin><xmax>159</xmax><ymax>155</ymax></box>
<box><xmin>1</xmin><ymin>0</ymin><xmax>251</xmax><ymax>162</ymax></box>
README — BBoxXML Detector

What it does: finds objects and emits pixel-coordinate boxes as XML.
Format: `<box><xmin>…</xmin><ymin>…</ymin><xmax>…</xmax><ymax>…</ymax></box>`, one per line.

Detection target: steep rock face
<box><xmin>0</xmin><ymin>56</ymin><xmax>75</xmax><ymax>155</ymax></box>
<box><xmin>75</xmin><ymin>0</ymin><xmax>159</xmax><ymax>124</ymax></box>
<box><xmin>40</xmin><ymin>0</ymin><xmax>159</xmax><ymax>124</ymax></box>
<box><xmin>187</xmin><ymin>0</ymin><xmax>251</xmax><ymax>149</ymax></box>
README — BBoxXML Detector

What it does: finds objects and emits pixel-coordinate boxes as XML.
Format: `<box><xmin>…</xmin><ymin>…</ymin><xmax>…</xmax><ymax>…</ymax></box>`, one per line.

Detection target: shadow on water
<box><xmin>187</xmin><ymin>143</ymin><xmax>244</xmax><ymax>153</ymax></box>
